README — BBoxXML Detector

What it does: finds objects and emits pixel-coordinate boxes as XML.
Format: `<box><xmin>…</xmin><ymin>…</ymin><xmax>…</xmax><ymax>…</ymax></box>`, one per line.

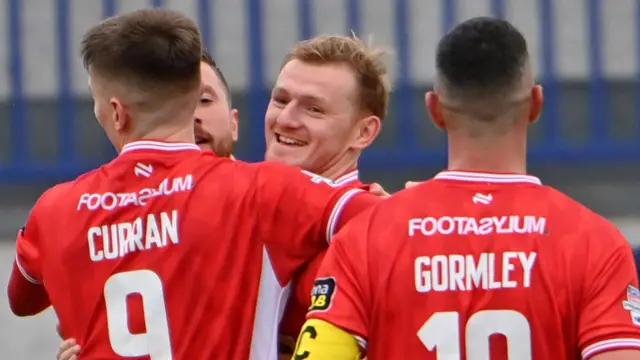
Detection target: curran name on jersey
<box><xmin>79</xmin><ymin>175</ymin><xmax>194</xmax><ymax>262</ymax></box>
<box><xmin>88</xmin><ymin>210</ymin><xmax>179</xmax><ymax>262</ymax></box>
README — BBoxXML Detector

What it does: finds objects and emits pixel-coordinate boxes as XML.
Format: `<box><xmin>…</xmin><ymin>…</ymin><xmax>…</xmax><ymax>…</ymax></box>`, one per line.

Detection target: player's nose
<box><xmin>274</xmin><ymin>105</ymin><xmax>301</xmax><ymax>128</ymax></box>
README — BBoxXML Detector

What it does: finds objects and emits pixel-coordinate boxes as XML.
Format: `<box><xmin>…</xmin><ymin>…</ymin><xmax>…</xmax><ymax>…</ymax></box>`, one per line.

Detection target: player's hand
<box><xmin>369</xmin><ymin>183</ymin><xmax>390</xmax><ymax>198</ymax></box>
<box><xmin>56</xmin><ymin>339</ymin><xmax>80</xmax><ymax>360</ymax></box>
<box><xmin>278</xmin><ymin>334</ymin><xmax>295</xmax><ymax>360</ymax></box>
<box><xmin>405</xmin><ymin>181</ymin><xmax>423</xmax><ymax>188</ymax></box>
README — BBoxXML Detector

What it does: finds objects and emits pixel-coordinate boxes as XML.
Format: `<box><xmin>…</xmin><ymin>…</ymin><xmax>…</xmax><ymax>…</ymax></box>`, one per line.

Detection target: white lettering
<box><xmin>77</xmin><ymin>175</ymin><xmax>194</xmax><ymax>211</ymax></box>
<box><xmin>415</xmin><ymin>252</ymin><xmax>537</xmax><ymax>293</ymax></box>
<box><xmin>408</xmin><ymin>216</ymin><xmax>547</xmax><ymax>236</ymax></box>
<box><xmin>87</xmin><ymin>211</ymin><xmax>180</xmax><ymax>262</ymax></box>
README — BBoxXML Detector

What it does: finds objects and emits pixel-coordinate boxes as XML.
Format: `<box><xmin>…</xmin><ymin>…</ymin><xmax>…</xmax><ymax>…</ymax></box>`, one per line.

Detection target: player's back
<box><xmin>35</xmin><ymin>142</ymin><xmax>305</xmax><ymax>360</ymax></box>
<box><xmin>365</xmin><ymin>171</ymin><xmax>638</xmax><ymax>359</ymax></box>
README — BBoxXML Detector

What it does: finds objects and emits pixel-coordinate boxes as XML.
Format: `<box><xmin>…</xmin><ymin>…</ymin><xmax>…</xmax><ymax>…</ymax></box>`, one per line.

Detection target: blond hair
<box><xmin>282</xmin><ymin>35</ymin><xmax>390</xmax><ymax>120</ymax></box>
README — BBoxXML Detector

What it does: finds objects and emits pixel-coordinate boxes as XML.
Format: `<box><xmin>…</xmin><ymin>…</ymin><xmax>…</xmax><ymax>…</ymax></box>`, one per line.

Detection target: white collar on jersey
<box><xmin>434</xmin><ymin>170</ymin><xmax>541</xmax><ymax>185</ymax></box>
<box><xmin>333</xmin><ymin>169</ymin><xmax>359</xmax><ymax>185</ymax></box>
<box><xmin>120</xmin><ymin>141</ymin><xmax>201</xmax><ymax>154</ymax></box>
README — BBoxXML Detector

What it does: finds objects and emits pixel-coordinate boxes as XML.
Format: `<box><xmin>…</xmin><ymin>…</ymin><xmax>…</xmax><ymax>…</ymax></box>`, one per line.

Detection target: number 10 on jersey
<box><xmin>418</xmin><ymin>310</ymin><xmax>532</xmax><ymax>359</ymax></box>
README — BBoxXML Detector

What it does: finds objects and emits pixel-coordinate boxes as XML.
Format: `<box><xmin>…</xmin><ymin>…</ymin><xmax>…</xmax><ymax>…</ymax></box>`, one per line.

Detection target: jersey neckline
<box><xmin>334</xmin><ymin>169</ymin><xmax>359</xmax><ymax>186</ymax></box>
<box><xmin>434</xmin><ymin>170</ymin><xmax>541</xmax><ymax>185</ymax></box>
<box><xmin>120</xmin><ymin>141</ymin><xmax>201</xmax><ymax>155</ymax></box>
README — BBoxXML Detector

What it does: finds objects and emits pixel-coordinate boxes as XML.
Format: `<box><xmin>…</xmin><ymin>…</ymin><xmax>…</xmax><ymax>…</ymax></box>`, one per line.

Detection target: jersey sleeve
<box><xmin>305</xmin><ymin>207</ymin><xmax>374</xmax><ymax>348</ymax></box>
<box><xmin>254</xmin><ymin>161</ymin><xmax>379</xmax><ymax>284</ymax></box>
<box><xmin>578</xmin><ymin>222</ymin><xmax>640</xmax><ymax>359</ymax></box>
<box><xmin>296</xmin><ymin>254</ymin><xmax>325</xmax><ymax>309</ymax></box>
<box><xmin>14</xmin><ymin>223</ymin><xmax>43</xmax><ymax>284</ymax></box>
<box><xmin>8</xmin><ymin>200</ymin><xmax>51</xmax><ymax>316</ymax></box>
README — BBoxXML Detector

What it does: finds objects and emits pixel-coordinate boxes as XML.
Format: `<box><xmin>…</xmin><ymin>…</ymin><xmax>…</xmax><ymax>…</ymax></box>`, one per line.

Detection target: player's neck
<box><xmin>118</xmin><ymin>124</ymin><xmax>195</xmax><ymax>152</ymax></box>
<box><xmin>315</xmin><ymin>154</ymin><xmax>359</xmax><ymax>181</ymax></box>
<box><xmin>447</xmin><ymin>133</ymin><xmax>527</xmax><ymax>174</ymax></box>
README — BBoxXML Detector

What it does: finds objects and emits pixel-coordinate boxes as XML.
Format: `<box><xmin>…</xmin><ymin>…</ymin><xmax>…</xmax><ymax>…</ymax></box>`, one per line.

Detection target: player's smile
<box><xmin>194</xmin><ymin>121</ymin><xmax>214</xmax><ymax>150</ymax></box>
<box><xmin>275</xmin><ymin>133</ymin><xmax>307</xmax><ymax>147</ymax></box>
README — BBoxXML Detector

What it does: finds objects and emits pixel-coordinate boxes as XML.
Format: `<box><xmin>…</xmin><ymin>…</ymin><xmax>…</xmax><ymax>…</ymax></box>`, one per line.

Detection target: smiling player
<box><xmin>264</xmin><ymin>35</ymin><xmax>389</xmax><ymax>356</ymax></box>
<box><xmin>8</xmin><ymin>9</ymin><xmax>381</xmax><ymax>360</ymax></box>
<box><xmin>294</xmin><ymin>17</ymin><xmax>640</xmax><ymax>360</ymax></box>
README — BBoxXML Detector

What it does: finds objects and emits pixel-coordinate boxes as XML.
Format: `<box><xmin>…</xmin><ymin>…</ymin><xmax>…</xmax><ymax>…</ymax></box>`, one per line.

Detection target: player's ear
<box><xmin>529</xmin><ymin>85</ymin><xmax>543</xmax><ymax>124</ymax></box>
<box><xmin>426</xmin><ymin>91</ymin><xmax>445</xmax><ymax>130</ymax></box>
<box><xmin>110</xmin><ymin>97</ymin><xmax>128</xmax><ymax>131</ymax></box>
<box><xmin>230</xmin><ymin>109</ymin><xmax>240</xmax><ymax>142</ymax></box>
<box><xmin>351</xmin><ymin>115</ymin><xmax>381</xmax><ymax>150</ymax></box>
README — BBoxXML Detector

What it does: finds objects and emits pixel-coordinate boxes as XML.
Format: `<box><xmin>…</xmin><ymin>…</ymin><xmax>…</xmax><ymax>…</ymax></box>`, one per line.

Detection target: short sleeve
<box><xmin>578</xmin><ymin>224</ymin><xmax>640</xmax><ymax>359</ymax></box>
<box><xmin>254</xmin><ymin>162</ymin><xmax>375</xmax><ymax>283</ymax></box>
<box><xmin>306</xmin><ymin>207</ymin><xmax>374</xmax><ymax>346</ymax></box>
<box><xmin>15</xmin><ymin>212</ymin><xmax>43</xmax><ymax>284</ymax></box>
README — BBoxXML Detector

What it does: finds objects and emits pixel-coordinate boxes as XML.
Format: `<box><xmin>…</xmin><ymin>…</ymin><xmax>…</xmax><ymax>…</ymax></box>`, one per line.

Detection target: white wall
<box><xmin>0</xmin><ymin>0</ymin><xmax>635</xmax><ymax>99</ymax></box>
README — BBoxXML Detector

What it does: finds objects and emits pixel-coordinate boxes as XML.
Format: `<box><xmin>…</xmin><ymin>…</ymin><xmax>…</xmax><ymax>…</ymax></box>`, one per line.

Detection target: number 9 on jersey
<box><xmin>104</xmin><ymin>270</ymin><xmax>173</xmax><ymax>359</ymax></box>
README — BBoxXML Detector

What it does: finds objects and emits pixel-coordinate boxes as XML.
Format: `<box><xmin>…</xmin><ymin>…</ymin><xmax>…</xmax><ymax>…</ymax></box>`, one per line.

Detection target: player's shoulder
<box><xmin>31</xmin><ymin>167</ymin><xmax>101</xmax><ymax>215</ymax></box>
<box><xmin>542</xmin><ymin>185</ymin><xmax>610</xmax><ymax>226</ymax></box>
<box><xmin>543</xmin><ymin>185</ymin><xmax>626</xmax><ymax>244</ymax></box>
<box><xmin>250</xmin><ymin>160</ymin><xmax>343</xmax><ymax>186</ymax></box>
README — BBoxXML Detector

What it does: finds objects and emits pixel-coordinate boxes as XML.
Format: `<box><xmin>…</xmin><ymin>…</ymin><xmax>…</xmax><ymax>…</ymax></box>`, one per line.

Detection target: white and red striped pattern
<box><xmin>15</xmin><ymin>254</ymin><xmax>40</xmax><ymax>284</ymax></box>
<box><xmin>325</xmin><ymin>188</ymin><xmax>364</xmax><ymax>243</ymax></box>
<box><xmin>121</xmin><ymin>141</ymin><xmax>200</xmax><ymax>154</ymax></box>
<box><xmin>582</xmin><ymin>338</ymin><xmax>640</xmax><ymax>359</ymax></box>
<box><xmin>434</xmin><ymin>171</ymin><xmax>542</xmax><ymax>185</ymax></box>
<box><xmin>334</xmin><ymin>169</ymin><xmax>360</xmax><ymax>186</ymax></box>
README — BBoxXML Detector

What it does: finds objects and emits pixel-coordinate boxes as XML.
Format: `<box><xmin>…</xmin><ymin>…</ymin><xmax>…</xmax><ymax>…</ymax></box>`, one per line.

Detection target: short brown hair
<box><xmin>282</xmin><ymin>35</ymin><xmax>390</xmax><ymax>119</ymax></box>
<box><xmin>81</xmin><ymin>9</ymin><xmax>202</xmax><ymax>99</ymax></box>
<box><xmin>202</xmin><ymin>49</ymin><xmax>232</xmax><ymax>105</ymax></box>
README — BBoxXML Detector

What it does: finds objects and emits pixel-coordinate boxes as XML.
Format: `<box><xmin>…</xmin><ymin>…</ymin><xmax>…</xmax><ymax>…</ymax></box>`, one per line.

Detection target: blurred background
<box><xmin>3</xmin><ymin>0</ymin><xmax>640</xmax><ymax>358</ymax></box>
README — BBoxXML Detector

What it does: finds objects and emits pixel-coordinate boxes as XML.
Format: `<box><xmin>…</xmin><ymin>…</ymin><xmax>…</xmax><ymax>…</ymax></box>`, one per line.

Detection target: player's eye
<box><xmin>307</xmin><ymin>106</ymin><xmax>323</xmax><ymax>114</ymax></box>
<box><xmin>200</xmin><ymin>97</ymin><xmax>213</xmax><ymax>104</ymax></box>
<box><xmin>273</xmin><ymin>97</ymin><xmax>289</xmax><ymax>105</ymax></box>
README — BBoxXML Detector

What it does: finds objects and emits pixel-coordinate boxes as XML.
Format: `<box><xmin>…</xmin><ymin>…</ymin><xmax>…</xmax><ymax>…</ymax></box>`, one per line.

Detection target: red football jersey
<box><xmin>279</xmin><ymin>169</ymin><xmax>365</xmax><ymax>340</ymax></box>
<box><xmin>9</xmin><ymin>141</ymin><xmax>379</xmax><ymax>360</ymax></box>
<box><xmin>308</xmin><ymin>170</ymin><xmax>640</xmax><ymax>359</ymax></box>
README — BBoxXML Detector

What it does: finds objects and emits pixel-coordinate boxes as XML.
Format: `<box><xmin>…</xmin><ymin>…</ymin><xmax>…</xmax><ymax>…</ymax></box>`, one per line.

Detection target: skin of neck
<box><xmin>117</xmin><ymin>118</ymin><xmax>196</xmax><ymax>153</ymax></box>
<box><xmin>313</xmin><ymin>151</ymin><xmax>359</xmax><ymax>181</ymax></box>
<box><xmin>446</xmin><ymin>121</ymin><xmax>528</xmax><ymax>174</ymax></box>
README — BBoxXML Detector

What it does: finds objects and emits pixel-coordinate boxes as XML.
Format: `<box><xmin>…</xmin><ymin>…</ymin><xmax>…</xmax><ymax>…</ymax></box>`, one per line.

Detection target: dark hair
<box><xmin>201</xmin><ymin>49</ymin><xmax>232</xmax><ymax>105</ymax></box>
<box><xmin>81</xmin><ymin>8</ymin><xmax>202</xmax><ymax>96</ymax></box>
<box><xmin>436</xmin><ymin>17</ymin><xmax>528</xmax><ymax>98</ymax></box>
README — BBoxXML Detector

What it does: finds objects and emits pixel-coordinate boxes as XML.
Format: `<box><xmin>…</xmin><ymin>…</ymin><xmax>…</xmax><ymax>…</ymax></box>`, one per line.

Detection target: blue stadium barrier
<box><xmin>1</xmin><ymin>0</ymin><xmax>639</xmax><ymax>182</ymax></box>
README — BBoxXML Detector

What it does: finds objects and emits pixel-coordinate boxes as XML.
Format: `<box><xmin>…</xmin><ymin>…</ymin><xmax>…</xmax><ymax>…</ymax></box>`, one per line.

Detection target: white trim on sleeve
<box><xmin>582</xmin><ymin>338</ymin><xmax>640</xmax><ymax>359</ymax></box>
<box><xmin>325</xmin><ymin>189</ymin><xmax>364</xmax><ymax>243</ymax></box>
<box><xmin>14</xmin><ymin>254</ymin><xmax>41</xmax><ymax>285</ymax></box>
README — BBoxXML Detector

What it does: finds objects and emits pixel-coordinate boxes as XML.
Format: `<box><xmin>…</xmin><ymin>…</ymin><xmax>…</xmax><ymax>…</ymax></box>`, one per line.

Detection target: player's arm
<box><xmin>7</xmin><ymin>203</ymin><xmax>51</xmax><ymax>316</ymax></box>
<box><xmin>291</xmin><ymin>319</ymin><xmax>361</xmax><ymax>360</ymax></box>
<box><xmin>578</xmin><ymin>222</ymin><xmax>640</xmax><ymax>359</ymax></box>
<box><xmin>294</xmin><ymin>209</ymin><xmax>375</xmax><ymax>359</ymax></box>
<box><xmin>254</xmin><ymin>162</ymin><xmax>380</xmax><ymax>274</ymax></box>
<box><xmin>590</xmin><ymin>350</ymin><xmax>640</xmax><ymax>360</ymax></box>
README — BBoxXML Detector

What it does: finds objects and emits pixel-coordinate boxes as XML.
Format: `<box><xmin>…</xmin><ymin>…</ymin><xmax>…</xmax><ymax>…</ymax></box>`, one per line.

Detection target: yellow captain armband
<box><xmin>291</xmin><ymin>319</ymin><xmax>362</xmax><ymax>360</ymax></box>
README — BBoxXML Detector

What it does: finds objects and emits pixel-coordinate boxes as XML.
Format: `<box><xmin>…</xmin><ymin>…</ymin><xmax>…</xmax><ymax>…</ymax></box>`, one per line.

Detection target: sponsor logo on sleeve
<box><xmin>309</xmin><ymin>277</ymin><xmax>337</xmax><ymax>312</ymax></box>
<box><xmin>622</xmin><ymin>285</ymin><xmax>640</xmax><ymax>326</ymax></box>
